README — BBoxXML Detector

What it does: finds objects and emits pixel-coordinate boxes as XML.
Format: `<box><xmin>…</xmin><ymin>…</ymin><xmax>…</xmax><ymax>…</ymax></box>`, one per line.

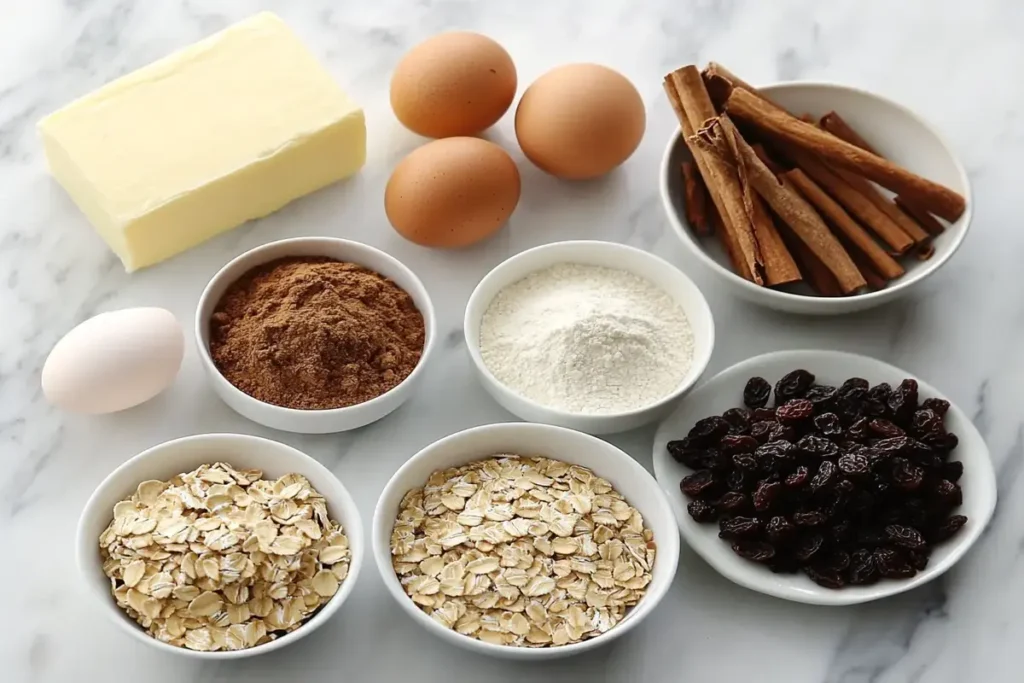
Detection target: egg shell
<box><xmin>42</xmin><ymin>307</ymin><xmax>184</xmax><ymax>414</ymax></box>
<box><xmin>390</xmin><ymin>32</ymin><xmax>517</xmax><ymax>138</ymax></box>
<box><xmin>385</xmin><ymin>137</ymin><xmax>521</xmax><ymax>248</ymax></box>
<box><xmin>515</xmin><ymin>63</ymin><xmax>646</xmax><ymax>180</ymax></box>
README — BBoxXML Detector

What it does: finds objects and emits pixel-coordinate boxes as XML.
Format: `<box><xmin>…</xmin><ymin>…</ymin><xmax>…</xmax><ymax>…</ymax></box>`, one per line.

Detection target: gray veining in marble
<box><xmin>2</xmin><ymin>1</ymin><xmax>1022</xmax><ymax>681</ymax></box>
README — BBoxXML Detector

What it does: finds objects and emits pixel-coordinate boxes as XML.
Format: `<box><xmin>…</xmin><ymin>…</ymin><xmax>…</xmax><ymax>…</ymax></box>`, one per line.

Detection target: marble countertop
<box><xmin>3</xmin><ymin>0</ymin><xmax>1021</xmax><ymax>681</ymax></box>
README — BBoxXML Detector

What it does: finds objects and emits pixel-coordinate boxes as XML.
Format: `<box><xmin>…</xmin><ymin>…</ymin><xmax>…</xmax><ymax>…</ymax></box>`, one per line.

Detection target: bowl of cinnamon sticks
<box><xmin>659</xmin><ymin>62</ymin><xmax>971</xmax><ymax>315</ymax></box>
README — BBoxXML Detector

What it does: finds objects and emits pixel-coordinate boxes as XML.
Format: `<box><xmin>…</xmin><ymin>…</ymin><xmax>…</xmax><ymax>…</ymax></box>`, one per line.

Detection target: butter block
<box><xmin>38</xmin><ymin>12</ymin><xmax>365</xmax><ymax>271</ymax></box>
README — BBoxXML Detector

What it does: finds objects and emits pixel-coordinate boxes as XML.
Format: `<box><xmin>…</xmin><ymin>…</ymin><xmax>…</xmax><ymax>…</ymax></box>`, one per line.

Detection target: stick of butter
<box><xmin>38</xmin><ymin>12</ymin><xmax>365</xmax><ymax>272</ymax></box>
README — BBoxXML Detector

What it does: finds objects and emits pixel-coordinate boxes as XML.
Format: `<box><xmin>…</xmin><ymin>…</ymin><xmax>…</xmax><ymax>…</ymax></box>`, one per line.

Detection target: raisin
<box><xmin>888</xmin><ymin>378</ymin><xmax>919</xmax><ymax>422</ymax></box>
<box><xmin>837</xmin><ymin>453</ymin><xmax>870</xmax><ymax>478</ymax></box>
<box><xmin>821</xmin><ymin>550</ymin><xmax>851</xmax><ymax>572</ymax></box>
<box><xmin>753</xmin><ymin>480</ymin><xmax>782</xmax><ymax>512</ymax></box>
<box><xmin>874</xmin><ymin>547</ymin><xmax>915</xmax><ymax>579</ymax></box>
<box><xmin>727</xmin><ymin>470</ymin><xmax>746</xmax><ymax>492</ymax></box>
<box><xmin>774</xmin><ymin>369</ymin><xmax>815</xmax><ymax>404</ymax></box>
<box><xmin>794</xmin><ymin>533</ymin><xmax>824</xmax><ymax>561</ymax></box>
<box><xmin>667</xmin><ymin>441</ymin><xmax>713</xmax><ymax>469</ymax></box>
<box><xmin>768</xmin><ymin>424</ymin><xmax>797</xmax><ymax>442</ymax></box>
<box><xmin>847</xmin><ymin>418</ymin><xmax>870</xmax><ymax>442</ymax></box>
<box><xmin>891</xmin><ymin>458</ymin><xmax>925</xmax><ymax>491</ymax></box>
<box><xmin>839</xmin><ymin>377</ymin><xmax>870</xmax><ymax>394</ymax></box>
<box><xmin>810</xmin><ymin>460</ymin><xmax>837</xmax><ymax>494</ymax></box>
<box><xmin>785</xmin><ymin>466</ymin><xmax>810</xmax><ymax>488</ymax></box>
<box><xmin>931</xmin><ymin>514</ymin><xmax>967</xmax><ymax>542</ymax></box>
<box><xmin>908</xmin><ymin>550</ymin><xmax>929</xmax><ymax>571</ymax></box>
<box><xmin>743</xmin><ymin>377</ymin><xmax>773</xmax><ymax>409</ymax></box>
<box><xmin>804</xmin><ymin>384</ymin><xmax>838</xmax><ymax>409</ymax></box>
<box><xmin>732</xmin><ymin>541</ymin><xmax>776</xmax><ymax>563</ymax></box>
<box><xmin>922</xmin><ymin>397</ymin><xmax>950</xmax><ymax>417</ymax></box>
<box><xmin>716</xmin><ymin>491</ymin><xmax>749</xmax><ymax>513</ymax></box>
<box><xmin>910</xmin><ymin>409</ymin><xmax>942</xmax><ymax>436</ymax></box>
<box><xmin>804</xmin><ymin>566</ymin><xmax>845</xmax><ymax>589</ymax></box>
<box><xmin>868</xmin><ymin>418</ymin><xmax>905</xmax><ymax>438</ymax></box>
<box><xmin>798</xmin><ymin>435</ymin><xmax>839</xmax><ymax>459</ymax></box>
<box><xmin>687</xmin><ymin>416</ymin><xmax>731</xmax><ymax>446</ymax></box>
<box><xmin>718</xmin><ymin>516</ymin><xmax>762</xmax><ymax>539</ymax></box>
<box><xmin>941</xmin><ymin>461</ymin><xmax>964</xmax><ymax>482</ymax></box>
<box><xmin>766</xmin><ymin>515</ymin><xmax>796</xmax><ymax>542</ymax></box>
<box><xmin>924</xmin><ymin>431</ymin><xmax>959</xmax><ymax>452</ymax></box>
<box><xmin>687</xmin><ymin>500</ymin><xmax>718</xmax><ymax>522</ymax></box>
<box><xmin>756</xmin><ymin>440</ymin><xmax>795</xmax><ymax>467</ymax></box>
<box><xmin>680</xmin><ymin>470</ymin><xmax>717</xmax><ymax>498</ymax></box>
<box><xmin>793</xmin><ymin>510</ymin><xmax>827</xmax><ymax>527</ymax></box>
<box><xmin>720</xmin><ymin>434</ymin><xmax>759</xmax><ymax>455</ymax></box>
<box><xmin>731</xmin><ymin>453</ymin><xmax>759</xmax><ymax>472</ymax></box>
<box><xmin>777</xmin><ymin>399</ymin><xmax>814</xmax><ymax>423</ymax></box>
<box><xmin>875</xmin><ymin>436</ymin><xmax>912</xmax><ymax>455</ymax></box>
<box><xmin>932</xmin><ymin>479</ymin><xmax>963</xmax><ymax>507</ymax></box>
<box><xmin>865</xmin><ymin>383</ymin><xmax>893</xmax><ymax>417</ymax></box>
<box><xmin>722</xmin><ymin>407</ymin><xmax>753</xmax><ymax>435</ymax></box>
<box><xmin>813</xmin><ymin>412</ymin><xmax>843</xmax><ymax>437</ymax></box>
<box><xmin>753</xmin><ymin>407</ymin><xmax>777</xmax><ymax>421</ymax></box>
<box><xmin>750</xmin><ymin>421</ymin><xmax>777</xmax><ymax>444</ymax></box>
<box><xmin>848</xmin><ymin>550</ymin><xmax>879</xmax><ymax>585</ymax></box>
<box><xmin>885</xmin><ymin>524</ymin><xmax>926</xmax><ymax>550</ymax></box>
<box><xmin>829</xmin><ymin>519</ymin><xmax>852</xmax><ymax>544</ymax></box>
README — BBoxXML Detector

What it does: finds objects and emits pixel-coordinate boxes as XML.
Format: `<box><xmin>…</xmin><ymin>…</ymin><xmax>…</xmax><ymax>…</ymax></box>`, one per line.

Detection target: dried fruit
<box><xmin>810</xmin><ymin>460</ymin><xmax>837</xmax><ymax>493</ymax></box>
<box><xmin>687</xmin><ymin>500</ymin><xmax>717</xmax><ymax>523</ymax></box>
<box><xmin>922</xmin><ymin>397</ymin><xmax>950</xmax><ymax>417</ymax></box>
<box><xmin>722</xmin><ymin>407</ymin><xmax>753</xmax><ymax>434</ymax></box>
<box><xmin>868</xmin><ymin>419</ymin><xmax>905</xmax><ymax>439</ymax></box>
<box><xmin>777</xmin><ymin>399</ymin><xmax>814</xmax><ymax>423</ymax></box>
<box><xmin>716</xmin><ymin>492</ymin><xmax>749</xmax><ymax>513</ymax></box>
<box><xmin>784</xmin><ymin>466</ymin><xmax>809</xmax><ymax>489</ymax></box>
<box><xmin>753</xmin><ymin>481</ymin><xmax>782</xmax><ymax>512</ymax></box>
<box><xmin>774</xmin><ymin>369</ymin><xmax>815</xmax><ymax>404</ymax></box>
<box><xmin>718</xmin><ymin>516</ymin><xmax>762</xmax><ymax>539</ymax></box>
<box><xmin>804</xmin><ymin>384</ymin><xmax>838</xmax><ymax>408</ymax></box>
<box><xmin>766</xmin><ymin>515</ymin><xmax>796</xmax><ymax>542</ymax></box>
<box><xmin>720</xmin><ymin>434</ymin><xmax>758</xmax><ymax>455</ymax></box>
<box><xmin>884</xmin><ymin>524</ymin><xmax>926</xmax><ymax>550</ymax></box>
<box><xmin>750</xmin><ymin>421</ymin><xmax>777</xmax><ymax>444</ymax></box>
<box><xmin>680</xmin><ymin>470</ymin><xmax>717</xmax><ymax>498</ymax></box>
<box><xmin>732</xmin><ymin>541</ymin><xmax>776</xmax><ymax>563</ymax></box>
<box><xmin>743</xmin><ymin>377</ymin><xmax>772</xmax><ymax>408</ymax></box>
<box><xmin>688</xmin><ymin>416</ymin><xmax>731</xmax><ymax>446</ymax></box>
<box><xmin>804</xmin><ymin>566</ymin><xmax>845</xmax><ymax>589</ymax></box>
<box><xmin>813</xmin><ymin>412</ymin><xmax>843</xmax><ymax>437</ymax></box>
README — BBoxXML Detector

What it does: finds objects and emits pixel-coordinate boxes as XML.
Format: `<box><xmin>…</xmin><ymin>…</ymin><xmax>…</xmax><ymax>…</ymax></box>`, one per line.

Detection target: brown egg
<box><xmin>385</xmin><ymin>137</ymin><xmax>521</xmax><ymax>248</ymax></box>
<box><xmin>515</xmin><ymin>64</ymin><xmax>646</xmax><ymax>179</ymax></box>
<box><xmin>390</xmin><ymin>32</ymin><xmax>517</xmax><ymax>138</ymax></box>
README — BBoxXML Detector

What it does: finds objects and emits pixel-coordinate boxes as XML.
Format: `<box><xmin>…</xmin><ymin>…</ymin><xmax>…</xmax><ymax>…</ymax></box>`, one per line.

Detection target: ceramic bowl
<box><xmin>652</xmin><ymin>349</ymin><xmax>996</xmax><ymax>605</ymax></box>
<box><xmin>659</xmin><ymin>82</ymin><xmax>972</xmax><ymax>315</ymax></box>
<box><xmin>195</xmin><ymin>237</ymin><xmax>436</xmax><ymax>433</ymax></box>
<box><xmin>76</xmin><ymin>433</ymin><xmax>364</xmax><ymax>658</ymax></box>
<box><xmin>372</xmin><ymin>422</ymin><xmax>680</xmax><ymax>659</ymax></box>
<box><xmin>464</xmin><ymin>240</ymin><xmax>715</xmax><ymax>435</ymax></box>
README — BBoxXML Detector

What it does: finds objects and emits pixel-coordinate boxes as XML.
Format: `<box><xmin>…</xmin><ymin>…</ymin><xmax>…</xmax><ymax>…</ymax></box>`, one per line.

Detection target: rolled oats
<box><xmin>99</xmin><ymin>463</ymin><xmax>350</xmax><ymax>652</ymax></box>
<box><xmin>390</xmin><ymin>455</ymin><xmax>655</xmax><ymax>648</ymax></box>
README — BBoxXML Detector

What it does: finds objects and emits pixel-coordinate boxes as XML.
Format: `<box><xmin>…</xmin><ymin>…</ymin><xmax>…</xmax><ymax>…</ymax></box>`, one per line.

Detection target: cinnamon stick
<box><xmin>693</xmin><ymin>116</ymin><xmax>865</xmax><ymax>294</ymax></box>
<box><xmin>752</xmin><ymin>143</ymin><xmax>786</xmax><ymax>176</ymax></box>
<box><xmin>849</xmin><ymin>249</ymin><xmax>889</xmax><ymax>291</ymax></box>
<box><xmin>750</xmin><ymin>193</ymin><xmax>802</xmax><ymax>286</ymax></box>
<box><xmin>725</xmin><ymin>87</ymin><xmax>966</xmax><ymax>222</ymax></box>
<box><xmin>666</xmin><ymin>66</ymin><xmax>763</xmax><ymax>283</ymax></box>
<box><xmin>663</xmin><ymin>79</ymin><xmax>751</xmax><ymax>279</ymax></box>
<box><xmin>784</xmin><ymin>147</ymin><xmax>914</xmax><ymax>255</ymax></box>
<box><xmin>702</xmin><ymin>62</ymin><xmax>769</xmax><ymax>110</ymax></box>
<box><xmin>681</xmin><ymin>160</ymin><xmax>711</xmax><ymax>235</ymax></box>
<box><xmin>820</xmin><ymin>111</ymin><xmax>878</xmax><ymax>155</ymax></box>
<box><xmin>778</xmin><ymin>224</ymin><xmax>843</xmax><ymax>297</ymax></box>
<box><xmin>894</xmin><ymin>196</ymin><xmax>946</xmax><ymax>236</ymax></box>
<box><xmin>783</xmin><ymin>168</ymin><xmax>904</xmax><ymax>280</ymax></box>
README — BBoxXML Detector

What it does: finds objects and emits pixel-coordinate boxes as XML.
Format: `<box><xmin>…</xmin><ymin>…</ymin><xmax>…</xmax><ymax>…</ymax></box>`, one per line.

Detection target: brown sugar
<box><xmin>209</xmin><ymin>256</ymin><xmax>425</xmax><ymax>410</ymax></box>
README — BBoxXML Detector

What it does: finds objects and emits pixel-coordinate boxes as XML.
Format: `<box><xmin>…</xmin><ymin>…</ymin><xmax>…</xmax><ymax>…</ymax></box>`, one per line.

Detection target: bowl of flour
<box><xmin>464</xmin><ymin>241</ymin><xmax>715</xmax><ymax>434</ymax></box>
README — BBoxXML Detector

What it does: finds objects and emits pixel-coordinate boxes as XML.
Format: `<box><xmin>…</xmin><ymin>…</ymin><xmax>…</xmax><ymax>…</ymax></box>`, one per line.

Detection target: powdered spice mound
<box><xmin>209</xmin><ymin>256</ymin><xmax>425</xmax><ymax>410</ymax></box>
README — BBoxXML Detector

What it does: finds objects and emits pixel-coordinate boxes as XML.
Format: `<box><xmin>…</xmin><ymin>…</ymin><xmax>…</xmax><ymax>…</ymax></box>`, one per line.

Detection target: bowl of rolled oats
<box><xmin>371</xmin><ymin>422</ymin><xmax>679</xmax><ymax>659</ymax></box>
<box><xmin>76</xmin><ymin>433</ymin><xmax>362</xmax><ymax>658</ymax></box>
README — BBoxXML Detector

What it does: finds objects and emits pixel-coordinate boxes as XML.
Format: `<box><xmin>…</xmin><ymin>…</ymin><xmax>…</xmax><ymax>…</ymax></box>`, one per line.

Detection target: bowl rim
<box><xmin>651</xmin><ymin>349</ymin><xmax>997</xmax><ymax>606</ymax></box>
<box><xmin>658</xmin><ymin>80</ymin><xmax>974</xmax><ymax>305</ymax></box>
<box><xmin>371</xmin><ymin>421</ymin><xmax>681</xmax><ymax>657</ymax></box>
<box><xmin>75</xmin><ymin>432</ymin><xmax>364</xmax><ymax>658</ymax></box>
<box><xmin>462</xmin><ymin>239</ymin><xmax>716</xmax><ymax>421</ymax></box>
<box><xmin>194</xmin><ymin>236</ymin><xmax>437</xmax><ymax>417</ymax></box>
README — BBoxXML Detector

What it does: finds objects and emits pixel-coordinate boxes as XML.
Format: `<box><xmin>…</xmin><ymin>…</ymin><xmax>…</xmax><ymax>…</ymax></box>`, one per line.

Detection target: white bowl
<box><xmin>652</xmin><ymin>350</ymin><xmax>996</xmax><ymax>606</ymax></box>
<box><xmin>76</xmin><ymin>433</ymin><xmax>364</xmax><ymax>658</ymax></box>
<box><xmin>196</xmin><ymin>237</ymin><xmax>436</xmax><ymax>433</ymax></box>
<box><xmin>464</xmin><ymin>240</ymin><xmax>715</xmax><ymax>435</ymax></box>
<box><xmin>372</xmin><ymin>422</ymin><xmax>680</xmax><ymax>659</ymax></box>
<box><xmin>659</xmin><ymin>82</ymin><xmax>972</xmax><ymax>315</ymax></box>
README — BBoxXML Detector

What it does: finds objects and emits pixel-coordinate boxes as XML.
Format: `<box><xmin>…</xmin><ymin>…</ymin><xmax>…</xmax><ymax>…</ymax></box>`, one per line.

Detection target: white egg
<box><xmin>42</xmin><ymin>307</ymin><xmax>184</xmax><ymax>414</ymax></box>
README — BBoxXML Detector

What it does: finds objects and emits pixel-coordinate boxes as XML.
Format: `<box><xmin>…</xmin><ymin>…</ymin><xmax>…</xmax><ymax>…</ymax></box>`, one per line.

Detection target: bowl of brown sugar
<box><xmin>196</xmin><ymin>237</ymin><xmax>435</xmax><ymax>433</ymax></box>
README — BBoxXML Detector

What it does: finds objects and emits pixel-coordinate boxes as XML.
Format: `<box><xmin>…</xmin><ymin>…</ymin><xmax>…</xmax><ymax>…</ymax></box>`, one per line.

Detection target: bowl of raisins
<box><xmin>652</xmin><ymin>350</ymin><xmax>996</xmax><ymax>605</ymax></box>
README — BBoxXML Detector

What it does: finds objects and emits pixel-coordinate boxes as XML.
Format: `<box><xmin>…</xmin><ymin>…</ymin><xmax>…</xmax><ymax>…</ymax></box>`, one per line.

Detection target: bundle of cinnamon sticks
<box><xmin>664</xmin><ymin>63</ymin><xmax>965</xmax><ymax>296</ymax></box>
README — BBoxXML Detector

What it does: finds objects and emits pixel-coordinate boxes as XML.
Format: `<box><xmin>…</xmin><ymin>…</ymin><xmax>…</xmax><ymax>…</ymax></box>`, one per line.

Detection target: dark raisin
<box><xmin>774</xmin><ymin>369</ymin><xmax>815</xmax><ymax>404</ymax></box>
<box><xmin>908</xmin><ymin>550</ymin><xmax>929</xmax><ymax>571</ymax></box>
<box><xmin>865</xmin><ymin>383</ymin><xmax>893</xmax><ymax>417</ymax></box>
<box><xmin>888</xmin><ymin>379</ymin><xmax>919</xmax><ymax>422</ymax></box>
<box><xmin>777</xmin><ymin>399</ymin><xmax>814</xmax><ymax>423</ymax></box>
<box><xmin>793</xmin><ymin>510</ymin><xmax>827</xmax><ymax>527</ymax></box>
<box><xmin>766</xmin><ymin>515</ymin><xmax>796</xmax><ymax>542</ymax></box>
<box><xmin>910</xmin><ymin>409</ymin><xmax>942</xmax><ymax>436</ymax></box>
<box><xmin>680</xmin><ymin>470</ymin><xmax>717</xmax><ymax>498</ymax></box>
<box><xmin>837</xmin><ymin>453</ymin><xmax>870</xmax><ymax>478</ymax></box>
<box><xmin>868</xmin><ymin>418</ymin><xmax>905</xmax><ymax>438</ymax></box>
<box><xmin>785</xmin><ymin>466</ymin><xmax>809</xmax><ymax>488</ymax></box>
<box><xmin>794</xmin><ymin>533</ymin><xmax>824</xmax><ymax>561</ymax></box>
<box><xmin>829</xmin><ymin>519</ymin><xmax>852</xmax><ymax>544</ymax></box>
<box><xmin>687</xmin><ymin>500</ymin><xmax>718</xmax><ymax>522</ymax></box>
<box><xmin>667</xmin><ymin>441</ymin><xmax>712</xmax><ymax>469</ymax></box>
<box><xmin>810</xmin><ymin>460</ymin><xmax>837</xmax><ymax>494</ymax></box>
<box><xmin>768</xmin><ymin>424</ymin><xmax>797</xmax><ymax>443</ymax></box>
<box><xmin>719</xmin><ymin>516</ymin><xmax>762</xmax><ymax>539</ymax></box>
<box><xmin>753</xmin><ymin>407</ymin><xmax>777</xmax><ymax>421</ymax></box>
<box><xmin>804</xmin><ymin>384</ymin><xmax>838</xmax><ymax>409</ymax></box>
<box><xmin>874</xmin><ymin>547</ymin><xmax>915</xmax><ymax>579</ymax></box>
<box><xmin>940</xmin><ymin>461</ymin><xmax>964</xmax><ymax>482</ymax></box>
<box><xmin>931</xmin><ymin>514</ymin><xmax>967</xmax><ymax>542</ymax></box>
<box><xmin>885</xmin><ymin>524</ymin><xmax>927</xmax><ymax>550</ymax></box>
<box><xmin>839</xmin><ymin>377</ymin><xmax>870</xmax><ymax>394</ymax></box>
<box><xmin>804</xmin><ymin>566</ymin><xmax>845</xmax><ymax>589</ymax></box>
<box><xmin>923</xmin><ymin>431</ymin><xmax>959</xmax><ymax>452</ymax></box>
<box><xmin>857</xmin><ymin>529</ymin><xmax>888</xmax><ymax>547</ymax></box>
<box><xmin>847</xmin><ymin>418</ymin><xmax>870</xmax><ymax>442</ymax></box>
<box><xmin>720</xmin><ymin>434</ymin><xmax>759</xmax><ymax>455</ymax></box>
<box><xmin>875</xmin><ymin>436</ymin><xmax>912</xmax><ymax>455</ymax></box>
<box><xmin>798</xmin><ymin>435</ymin><xmax>839</xmax><ymax>459</ymax></box>
<box><xmin>727</xmin><ymin>469</ymin><xmax>746</xmax><ymax>492</ymax></box>
<box><xmin>891</xmin><ymin>458</ymin><xmax>925</xmax><ymax>491</ymax></box>
<box><xmin>922</xmin><ymin>397</ymin><xmax>950</xmax><ymax>417</ymax></box>
<box><xmin>756</xmin><ymin>440</ymin><xmax>795</xmax><ymax>467</ymax></box>
<box><xmin>716</xmin><ymin>491</ymin><xmax>749</xmax><ymax>513</ymax></box>
<box><xmin>687</xmin><ymin>416</ymin><xmax>731</xmax><ymax>446</ymax></box>
<box><xmin>750</xmin><ymin>421</ymin><xmax>777</xmax><ymax>444</ymax></box>
<box><xmin>753</xmin><ymin>480</ymin><xmax>782</xmax><ymax>512</ymax></box>
<box><xmin>848</xmin><ymin>550</ymin><xmax>879</xmax><ymax>585</ymax></box>
<box><xmin>821</xmin><ymin>550</ymin><xmax>851</xmax><ymax>572</ymax></box>
<box><xmin>722</xmin><ymin>407</ymin><xmax>753</xmax><ymax>434</ymax></box>
<box><xmin>813</xmin><ymin>412</ymin><xmax>843</xmax><ymax>437</ymax></box>
<box><xmin>732</xmin><ymin>541</ymin><xmax>776</xmax><ymax>563</ymax></box>
<box><xmin>743</xmin><ymin>377</ymin><xmax>773</xmax><ymax>409</ymax></box>
<box><xmin>931</xmin><ymin>479</ymin><xmax>963</xmax><ymax>507</ymax></box>
<box><xmin>731</xmin><ymin>454</ymin><xmax>759</xmax><ymax>472</ymax></box>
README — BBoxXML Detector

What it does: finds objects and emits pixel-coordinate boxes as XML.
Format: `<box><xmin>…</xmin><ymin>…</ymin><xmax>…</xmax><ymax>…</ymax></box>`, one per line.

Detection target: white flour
<box><xmin>479</xmin><ymin>263</ymin><xmax>695</xmax><ymax>415</ymax></box>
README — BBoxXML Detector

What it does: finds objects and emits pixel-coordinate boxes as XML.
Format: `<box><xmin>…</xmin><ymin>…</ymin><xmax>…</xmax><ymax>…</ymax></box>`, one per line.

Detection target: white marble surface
<box><xmin>2</xmin><ymin>0</ymin><xmax>1021</xmax><ymax>681</ymax></box>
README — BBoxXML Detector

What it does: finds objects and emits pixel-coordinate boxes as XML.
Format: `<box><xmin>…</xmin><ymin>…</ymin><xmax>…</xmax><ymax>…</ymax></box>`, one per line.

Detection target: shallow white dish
<box><xmin>652</xmin><ymin>350</ymin><xmax>996</xmax><ymax>606</ymax></box>
<box><xmin>76</xmin><ymin>433</ymin><xmax>364</xmax><ymax>658</ymax></box>
<box><xmin>372</xmin><ymin>422</ymin><xmax>680</xmax><ymax>659</ymax></box>
<box><xmin>659</xmin><ymin>82</ymin><xmax>972</xmax><ymax>315</ymax></box>
<box><xmin>195</xmin><ymin>237</ymin><xmax>436</xmax><ymax>434</ymax></box>
<box><xmin>464</xmin><ymin>240</ymin><xmax>715</xmax><ymax>435</ymax></box>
